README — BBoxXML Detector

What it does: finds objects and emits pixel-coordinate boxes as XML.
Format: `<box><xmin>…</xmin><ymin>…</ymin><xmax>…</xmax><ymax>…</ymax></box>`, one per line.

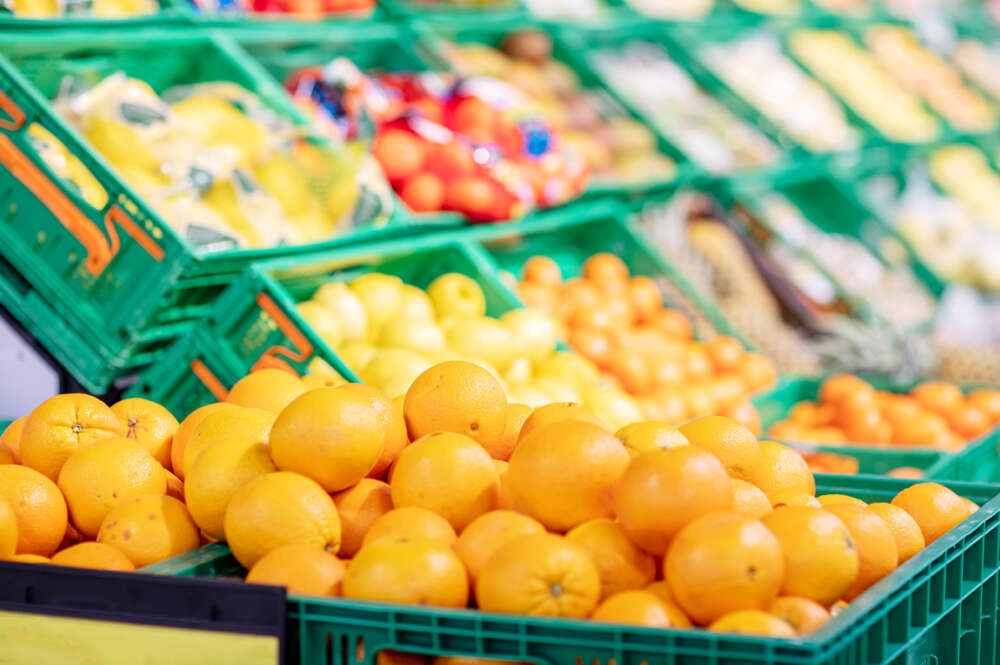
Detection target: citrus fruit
<box><xmin>665</xmin><ymin>512</ymin><xmax>785</xmax><ymax>625</ymax></box>
<box><xmin>823</xmin><ymin>503</ymin><xmax>898</xmax><ymax>601</ymax></box>
<box><xmin>745</xmin><ymin>440</ymin><xmax>815</xmax><ymax>505</ymax></box>
<box><xmin>0</xmin><ymin>417</ymin><xmax>25</xmax><ymax>462</ymax></box>
<box><xmin>110</xmin><ymin>398</ymin><xmax>178</xmax><ymax>468</ymax></box>
<box><xmin>184</xmin><ymin>429</ymin><xmax>277</xmax><ymax>540</ymax></box>
<box><xmin>677</xmin><ymin>416</ymin><xmax>761</xmax><ymax>480</ymax></box>
<box><xmin>816</xmin><ymin>494</ymin><xmax>866</xmax><ymax>508</ymax></box>
<box><xmin>49</xmin><ymin>542</ymin><xmax>135</xmax><ymax>571</ymax></box>
<box><xmin>591</xmin><ymin>590</ymin><xmax>674</xmax><ymax>627</ymax></box>
<box><xmin>170</xmin><ymin>403</ymin><xmax>238</xmax><ymax>480</ymax></box>
<box><xmin>270</xmin><ymin>386</ymin><xmax>387</xmax><ymax>492</ymax></box>
<box><xmin>708</xmin><ymin>610</ymin><xmax>796</xmax><ymax>637</ymax></box>
<box><xmin>476</xmin><ymin>533</ymin><xmax>601</xmax><ymax>618</ymax></box>
<box><xmin>643</xmin><ymin>581</ymin><xmax>693</xmax><ymax>627</ymax></box>
<box><xmin>761</xmin><ymin>506</ymin><xmax>858</xmax><ymax>606</ymax></box>
<box><xmin>566</xmin><ymin>517</ymin><xmax>655</xmax><ymax>599</ymax></box>
<box><xmin>427</xmin><ymin>273</ymin><xmax>486</xmax><ymax>320</ymax></box>
<box><xmin>343</xmin><ymin>539</ymin><xmax>468</xmax><ymax>608</ymax></box>
<box><xmin>332</xmin><ymin>479</ymin><xmax>394</xmax><ymax>558</ymax></box>
<box><xmin>890</xmin><ymin>482</ymin><xmax>969</xmax><ymax>545</ymax></box>
<box><xmin>0</xmin><ymin>464</ymin><xmax>67</xmax><ymax>556</ymax></box>
<box><xmin>390</xmin><ymin>431</ymin><xmax>498</xmax><ymax>531</ymax></box>
<box><xmin>404</xmin><ymin>361</ymin><xmax>507</xmax><ymax>448</ymax></box>
<box><xmin>819</xmin><ymin>375</ymin><xmax>874</xmax><ymax>407</ymax></box>
<box><xmin>615</xmin><ymin>422</ymin><xmax>690</xmax><ymax>456</ymax></box>
<box><xmin>224</xmin><ymin>472</ymin><xmax>342</xmax><ymax>569</ymax></box>
<box><xmin>962</xmin><ymin>497</ymin><xmax>980</xmax><ymax>516</ymax></box>
<box><xmin>967</xmin><ymin>390</ymin><xmax>1000</xmax><ymax>421</ymax></box>
<box><xmin>943</xmin><ymin>403</ymin><xmax>990</xmax><ymax>439</ymax></box>
<box><xmin>57</xmin><ymin>437</ymin><xmax>167</xmax><ymax>538</ymax></box>
<box><xmin>523</xmin><ymin>256</ymin><xmax>561</xmax><ymax>286</ymax></box>
<box><xmin>613</xmin><ymin>447</ymin><xmax>731</xmax><ymax>555</ymax></box>
<box><xmin>507</xmin><ymin>420</ymin><xmax>629</xmax><ymax>532</ymax></box>
<box><xmin>226</xmin><ymin>369</ymin><xmax>309</xmax><ymax>414</ymax></box>
<box><xmin>5</xmin><ymin>554</ymin><xmax>49</xmax><ymax>563</ymax></box>
<box><xmin>98</xmin><ymin>494</ymin><xmax>199</xmax><ymax>567</ymax></box>
<box><xmin>627</xmin><ymin>276</ymin><xmax>662</xmax><ymax>323</ymax></box>
<box><xmin>730</xmin><ymin>478</ymin><xmax>772</xmax><ymax>519</ymax></box>
<box><xmin>518</xmin><ymin>402</ymin><xmax>604</xmax><ymax>441</ymax></box>
<box><xmin>246</xmin><ymin>543</ymin><xmax>347</xmax><ymax>596</ymax></box>
<box><xmin>487</xmin><ymin>403</ymin><xmax>531</xmax><ymax>462</ymax></box>
<box><xmin>705</xmin><ymin>336</ymin><xmax>744</xmax><ymax>373</ymax></box>
<box><xmin>183</xmin><ymin>409</ymin><xmax>271</xmax><ymax>479</ymax></box>
<box><xmin>359</xmin><ymin>349</ymin><xmax>432</xmax><ymax>398</ymax></box>
<box><xmin>0</xmin><ymin>496</ymin><xmax>17</xmax><ymax>559</ymax></box>
<box><xmin>583</xmin><ymin>253</ymin><xmax>629</xmax><ymax>285</ymax></box>
<box><xmin>911</xmin><ymin>381</ymin><xmax>964</xmax><ymax>415</ymax></box>
<box><xmin>361</xmin><ymin>506</ymin><xmax>457</xmax><ymax>548</ymax></box>
<box><xmin>0</xmin><ymin>445</ymin><xmax>13</xmax><ymax>466</ymax></box>
<box><xmin>311</xmin><ymin>282</ymin><xmax>369</xmax><ymax>342</ymax></box>
<box><xmin>454</xmin><ymin>510</ymin><xmax>545</xmax><ymax>584</ymax></box>
<box><xmin>768</xmin><ymin>597</ymin><xmax>830</xmax><ymax>634</ymax></box>
<box><xmin>867</xmin><ymin>502</ymin><xmax>925</xmax><ymax>564</ymax></box>
<box><xmin>19</xmin><ymin>394</ymin><xmax>125</xmax><ymax>481</ymax></box>
<box><xmin>327</xmin><ymin>385</ymin><xmax>408</xmax><ymax>481</ymax></box>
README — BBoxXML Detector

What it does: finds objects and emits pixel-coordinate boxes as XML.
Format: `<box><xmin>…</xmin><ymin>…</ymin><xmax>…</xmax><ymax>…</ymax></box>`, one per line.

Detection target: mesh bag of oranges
<box><xmin>44</xmin><ymin>73</ymin><xmax>392</xmax><ymax>252</ymax></box>
<box><xmin>286</xmin><ymin>58</ymin><xmax>588</xmax><ymax>222</ymax></box>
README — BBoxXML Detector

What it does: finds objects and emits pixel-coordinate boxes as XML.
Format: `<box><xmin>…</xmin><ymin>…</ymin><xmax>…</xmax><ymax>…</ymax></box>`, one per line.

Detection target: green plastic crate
<box><xmin>0</xmin><ymin>0</ymin><xmax>184</xmax><ymax>29</ymax></box>
<box><xmin>0</xmin><ymin>29</ymin><xmax>455</xmax><ymax>394</ymax></box>
<box><xmin>415</xmin><ymin>18</ymin><xmax>698</xmax><ymax>201</ymax></box>
<box><xmin>145</xmin><ymin>476</ymin><xmax>1000</xmax><ymax>665</ymax></box>
<box><xmin>753</xmin><ymin>375</ymin><xmax>1000</xmax><ymax>478</ymax></box>
<box><xmin>378</xmin><ymin>0</ymin><xmax>527</xmax><ymax>22</ymax></box>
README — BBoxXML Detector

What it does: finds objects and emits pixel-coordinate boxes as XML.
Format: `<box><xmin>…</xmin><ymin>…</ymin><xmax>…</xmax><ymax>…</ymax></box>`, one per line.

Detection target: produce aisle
<box><xmin>2</xmin><ymin>1</ymin><xmax>1000</xmax><ymax>663</ymax></box>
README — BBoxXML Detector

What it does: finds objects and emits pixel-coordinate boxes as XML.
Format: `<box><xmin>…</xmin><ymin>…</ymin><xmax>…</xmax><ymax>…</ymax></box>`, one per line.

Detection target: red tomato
<box><xmin>373</xmin><ymin>129</ymin><xmax>426</xmax><ymax>183</ymax></box>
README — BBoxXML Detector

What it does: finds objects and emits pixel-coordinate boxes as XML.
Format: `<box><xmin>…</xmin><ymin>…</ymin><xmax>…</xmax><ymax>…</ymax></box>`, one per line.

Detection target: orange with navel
<box><xmin>890</xmin><ymin>482</ymin><xmax>969</xmax><ymax>544</ymax></box>
<box><xmin>678</xmin><ymin>415</ymin><xmax>761</xmax><ymax>480</ymax></box>
<box><xmin>361</xmin><ymin>506</ymin><xmax>457</xmax><ymax>548</ymax></box>
<box><xmin>390</xmin><ymin>431</ymin><xmax>498</xmax><ymax>531</ymax></box>
<box><xmin>332</xmin><ymin>479</ymin><xmax>394</xmax><ymax>558</ymax></box>
<box><xmin>761</xmin><ymin>506</ymin><xmax>858</xmax><ymax>606</ymax></box>
<box><xmin>566</xmin><ymin>518</ymin><xmax>656</xmax><ymax>599</ymax></box>
<box><xmin>49</xmin><ymin>542</ymin><xmax>135</xmax><ymax>572</ymax></box>
<box><xmin>19</xmin><ymin>394</ymin><xmax>125</xmax><ymax>481</ymax></box>
<box><xmin>110</xmin><ymin>398</ymin><xmax>178</xmax><ymax>468</ymax></box>
<box><xmin>0</xmin><ymin>464</ymin><xmax>67</xmax><ymax>556</ymax></box>
<box><xmin>508</xmin><ymin>420</ymin><xmax>629</xmax><ymax>532</ymax></box>
<box><xmin>246</xmin><ymin>543</ymin><xmax>346</xmax><ymax>596</ymax></box>
<box><xmin>270</xmin><ymin>386</ymin><xmax>387</xmax><ymax>492</ymax></box>
<box><xmin>665</xmin><ymin>512</ymin><xmax>785</xmax><ymax>625</ymax></box>
<box><xmin>614</xmin><ymin>446</ymin><xmax>731</xmax><ymax>555</ymax></box>
<box><xmin>226</xmin><ymin>369</ymin><xmax>309</xmax><ymax>414</ymax></box>
<box><xmin>823</xmin><ymin>503</ymin><xmax>898</xmax><ymax>601</ymax></box>
<box><xmin>343</xmin><ymin>539</ymin><xmax>468</xmax><ymax>608</ymax></box>
<box><xmin>454</xmin><ymin>510</ymin><xmax>545</xmax><ymax>584</ymax></box>
<box><xmin>476</xmin><ymin>532</ymin><xmax>601</xmax><ymax>618</ymax></box>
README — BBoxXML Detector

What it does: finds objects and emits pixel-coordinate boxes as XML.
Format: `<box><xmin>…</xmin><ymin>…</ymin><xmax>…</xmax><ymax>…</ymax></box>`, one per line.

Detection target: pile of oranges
<box><xmin>515</xmin><ymin>253</ymin><xmax>777</xmax><ymax>428</ymax></box>
<box><xmin>770</xmin><ymin>375</ymin><xmax>1000</xmax><ymax>449</ymax></box>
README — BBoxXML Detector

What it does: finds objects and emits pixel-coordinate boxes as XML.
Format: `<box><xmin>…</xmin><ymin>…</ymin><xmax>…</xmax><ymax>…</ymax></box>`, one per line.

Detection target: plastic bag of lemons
<box><xmin>46</xmin><ymin>73</ymin><xmax>392</xmax><ymax>252</ymax></box>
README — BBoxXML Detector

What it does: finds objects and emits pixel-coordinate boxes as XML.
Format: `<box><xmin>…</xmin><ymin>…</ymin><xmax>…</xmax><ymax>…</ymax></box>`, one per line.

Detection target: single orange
<box><xmin>476</xmin><ymin>532</ymin><xmax>601</xmax><ymax>618</ymax></box>
<box><xmin>332</xmin><ymin>479</ymin><xmax>394</xmax><ymax>558</ymax></box>
<box><xmin>110</xmin><ymin>398</ymin><xmax>178</xmax><ymax>468</ymax></box>
<box><xmin>519</xmin><ymin>402</ymin><xmax>605</xmax><ymax>441</ymax></box>
<box><xmin>170</xmin><ymin>403</ymin><xmax>238</xmax><ymax>480</ymax></box>
<box><xmin>745</xmin><ymin>441</ymin><xmax>815</xmax><ymax>505</ymax></box>
<box><xmin>967</xmin><ymin>390</ymin><xmax>1000</xmax><ymax>422</ymax></box>
<box><xmin>246</xmin><ymin>543</ymin><xmax>346</xmax><ymax>596</ymax></box>
<box><xmin>867</xmin><ymin>502</ymin><xmax>925</xmax><ymax>563</ymax></box>
<box><xmin>591</xmin><ymin>590</ymin><xmax>674</xmax><ymax>627</ymax></box>
<box><xmin>823</xmin><ymin>503</ymin><xmax>898</xmax><ymax>601</ymax></box>
<box><xmin>522</xmin><ymin>256</ymin><xmax>562</xmax><ymax>287</ymax></box>
<box><xmin>321</xmin><ymin>384</ymin><xmax>410</xmax><ymax>482</ymax></box>
<box><xmin>614</xmin><ymin>447</ymin><xmax>731</xmax><ymax>555</ymax></box>
<box><xmin>19</xmin><ymin>394</ymin><xmax>125</xmax><ymax>481</ymax></box>
<box><xmin>769</xmin><ymin>596</ymin><xmax>830</xmax><ymax>634</ymax></box>
<box><xmin>181</xmin><ymin>407</ymin><xmax>273</xmax><ymax>480</ymax></box>
<box><xmin>891</xmin><ymin>482</ymin><xmax>969</xmax><ymax>544</ymax></box>
<box><xmin>404</xmin><ymin>361</ymin><xmax>507</xmax><ymax>449</ymax></box>
<box><xmin>568</xmin><ymin>327</ymin><xmax>614</xmax><ymax>368</ymax></box>
<box><xmin>665</xmin><ymin>512</ymin><xmax>785</xmax><ymax>625</ymax></box>
<box><xmin>50</xmin><ymin>542</ymin><xmax>135</xmax><ymax>572</ymax></box>
<box><xmin>911</xmin><ymin>381</ymin><xmax>964</xmax><ymax>415</ymax></box>
<box><xmin>705</xmin><ymin>336</ymin><xmax>744</xmax><ymax>373</ymax></box>
<box><xmin>582</xmin><ymin>253</ymin><xmax>629</xmax><ymax>286</ymax></box>
<box><xmin>678</xmin><ymin>415</ymin><xmax>761</xmax><ymax>480</ymax></box>
<box><xmin>361</xmin><ymin>506</ymin><xmax>457</xmax><ymax>549</ymax></box>
<box><xmin>836</xmin><ymin>403</ymin><xmax>888</xmax><ymax>444</ymax></box>
<box><xmin>343</xmin><ymin>539</ymin><xmax>468</xmax><ymax>608</ymax></box>
<box><xmin>0</xmin><ymin>464</ymin><xmax>67</xmax><ymax>556</ymax></box>
<box><xmin>269</xmin><ymin>386</ymin><xmax>387</xmax><ymax>492</ymax></box>
<box><xmin>98</xmin><ymin>494</ymin><xmax>200</xmax><ymax>567</ymax></box>
<box><xmin>226</xmin><ymin>369</ymin><xmax>308</xmax><ymax>414</ymax></box>
<box><xmin>606</xmin><ymin>347</ymin><xmax>654</xmax><ymax>395</ymax></box>
<box><xmin>761</xmin><ymin>506</ymin><xmax>858</xmax><ymax>606</ymax></box>
<box><xmin>454</xmin><ymin>510</ymin><xmax>545</xmax><ymax>584</ymax></box>
<box><xmin>566</xmin><ymin>518</ymin><xmax>656</xmax><ymax>599</ymax></box>
<box><xmin>735</xmin><ymin>353</ymin><xmax>777</xmax><ymax>391</ymax></box>
<box><xmin>818</xmin><ymin>375</ymin><xmax>874</xmax><ymax>407</ymax></box>
<box><xmin>943</xmin><ymin>403</ymin><xmax>990</xmax><ymax>439</ymax></box>
<box><xmin>627</xmin><ymin>276</ymin><xmax>663</xmax><ymax>323</ymax></box>
<box><xmin>708</xmin><ymin>610</ymin><xmax>796</xmax><ymax>637</ymax></box>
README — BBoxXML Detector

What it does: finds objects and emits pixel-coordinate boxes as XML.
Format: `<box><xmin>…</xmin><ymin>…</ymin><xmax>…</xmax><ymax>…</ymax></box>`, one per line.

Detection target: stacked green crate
<box><xmin>0</xmin><ymin>26</ymin><xmax>456</xmax><ymax>393</ymax></box>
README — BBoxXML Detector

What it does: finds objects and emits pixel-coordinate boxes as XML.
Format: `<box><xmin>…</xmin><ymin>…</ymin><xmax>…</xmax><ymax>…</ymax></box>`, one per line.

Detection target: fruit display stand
<box><xmin>145</xmin><ymin>476</ymin><xmax>1000</xmax><ymax>665</ymax></box>
<box><xmin>0</xmin><ymin>555</ymin><xmax>286</xmax><ymax>664</ymax></box>
<box><xmin>753</xmin><ymin>375</ymin><xmax>1000</xmax><ymax>481</ymax></box>
<box><xmin>0</xmin><ymin>27</ymin><xmax>457</xmax><ymax>395</ymax></box>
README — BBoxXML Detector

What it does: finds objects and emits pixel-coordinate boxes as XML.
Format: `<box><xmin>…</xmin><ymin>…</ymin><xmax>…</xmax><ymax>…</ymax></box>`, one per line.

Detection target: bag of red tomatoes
<box><xmin>287</xmin><ymin>60</ymin><xmax>588</xmax><ymax>223</ymax></box>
